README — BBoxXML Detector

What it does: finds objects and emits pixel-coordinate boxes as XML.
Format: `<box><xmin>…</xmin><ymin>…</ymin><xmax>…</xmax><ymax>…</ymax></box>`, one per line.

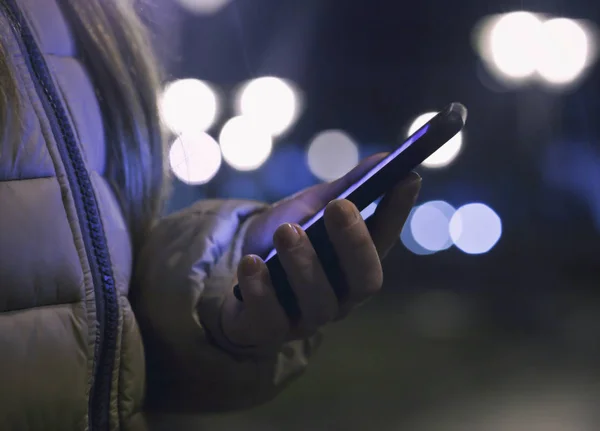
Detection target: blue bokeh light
<box><xmin>449</xmin><ymin>203</ymin><xmax>502</xmax><ymax>254</ymax></box>
<box><xmin>401</xmin><ymin>207</ymin><xmax>436</xmax><ymax>255</ymax></box>
<box><xmin>410</xmin><ymin>200</ymin><xmax>456</xmax><ymax>252</ymax></box>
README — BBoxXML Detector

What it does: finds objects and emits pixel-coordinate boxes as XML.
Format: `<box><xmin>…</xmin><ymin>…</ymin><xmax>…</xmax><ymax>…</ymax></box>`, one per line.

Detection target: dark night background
<box><xmin>146</xmin><ymin>1</ymin><xmax>600</xmax><ymax>429</ymax></box>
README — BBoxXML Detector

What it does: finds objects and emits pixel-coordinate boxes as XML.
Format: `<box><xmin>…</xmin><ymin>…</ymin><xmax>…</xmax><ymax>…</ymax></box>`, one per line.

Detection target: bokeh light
<box><xmin>450</xmin><ymin>203</ymin><xmax>502</xmax><ymax>254</ymax></box>
<box><xmin>160</xmin><ymin>79</ymin><xmax>219</xmax><ymax>134</ymax></box>
<box><xmin>400</xmin><ymin>208</ymin><xmax>436</xmax><ymax>256</ymax></box>
<box><xmin>169</xmin><ymin>132</ymin><xmax>222</xmax><ymax>185</ymax></box>
<box><xmin>235</xmin><ymin>77</ymin><xmax>301</xmax><ymax>137</ymax></box>
<box><xmin>408</xmin><ymin>112</ymin><xmax>463</xmax><ymax>168</ymax></box>
<box><xmin>307</xmin><ymin>130</ymin><xmax>360</xmax><ymax>181</ymax></box>
<box><xmin>219</xmin><ymin>116</ymin><xmax>273</xmax><ymax>171</ymax></box>
<box><xmin>537</xmin><ymin>18</ymin><xmax>589</xmax><ymax>85</ymax></box>
<box><xmin>475</xmin><ymin>12</ymin><xmax>597</xmax><ymax>87</ymax></box>
<box><xmin>173</xmin><ymin>0</ymin><xmax>230</xmax><ymax>15</ymax></box>
<box><xmin>489</xmin><ymin>12</ymin><xmax>543</xmax><ymax>79</ymax></box>
<box><xmin>410</xmin><ymin>201</ymin><xmax>456</xmax><ymax>252</ymax></box>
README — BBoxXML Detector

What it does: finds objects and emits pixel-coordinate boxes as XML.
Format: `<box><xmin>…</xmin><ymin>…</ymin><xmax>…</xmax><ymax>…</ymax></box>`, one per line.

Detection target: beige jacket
<box><xmin>0</xmin><ymin>0</ymin><xmax>317</xmax><ymax>429</ymax></box>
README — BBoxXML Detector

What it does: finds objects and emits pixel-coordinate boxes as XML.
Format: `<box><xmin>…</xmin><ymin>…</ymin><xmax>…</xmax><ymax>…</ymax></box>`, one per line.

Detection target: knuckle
<box><xmin>253</xmin><ymin>316</ymin><xmax>287</xmax><ymax>345</ymax></box>
<box><xmin>297</xmin><ymin>322</ymin><xmax>320</xmax><ymax>338</ymax></box>
<box><xmin>360</xmin><ymin>267</ymin><xmax>383</xmax><ymax>297</ymax></box>
<box><xmin>294</xmin><ymin>250</ymin><xmax>317</xmax><ymax>273</ymax></box>
<box><xmin>365</xmin><ymin>279</ymin><xmax>383</xmax><ymax>297</ymax></box>
<box><xmin>287</xmin><ymin>252</ymin><xmax>320</xmax><ymax>286</ymax></box>
<box><xmin>314</xmin><ymin>299</ymin><xmax>338</xmax><ymax>326</ymax></box>
<box><xmin>297</xmin><ymin>291</ymin><xmax>338</xmax><ymax>330</ymax></box>
<box><xmin>267</xmin><ymin>325</ymin><xmax>288</xmax><ymax>344</ymax></box>
<box><xmin>342</xmin><ymin>228</ymin><xmax>373</xmax><ymax>251</ymax></box>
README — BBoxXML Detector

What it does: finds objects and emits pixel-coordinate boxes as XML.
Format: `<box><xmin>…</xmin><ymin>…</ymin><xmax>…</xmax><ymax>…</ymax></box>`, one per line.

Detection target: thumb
<box><xmin>243</xmin><ymin>153</ymin><xmax>388</xmax><ymax>256</ymax></box>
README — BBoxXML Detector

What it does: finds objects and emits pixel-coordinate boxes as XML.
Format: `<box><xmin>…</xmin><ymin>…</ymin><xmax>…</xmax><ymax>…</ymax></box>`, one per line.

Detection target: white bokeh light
<box><xmin>219</xmin><ymin>116</ymin><xmax>273</xmax><ymax>171</ymax></box>
<box><xmin>410</xmin><ymin>201</ymin><xmax>456</xmax><ymax>252</ymax></box>
<box><xmin>169</xmin><ymin>132</ymin><xmax>222</xmax><ymax>185</ymax></box>
<box><xmin>408</xmin><ymin>112</ymin><xmax>463</xmax><ymax>168</ymax></box>
<box><xmin>174</xmin><ymin>0</ymin><xmax>230</xmax><ymax>15</ymax></box>
<box><xmin>160</xmin><ymin>79</ymin><xmax>219</xmax><ymax>134</ymax></box>
<box><xmin>450</xmin><ymin>203</ymin><xmax>502</xmax><ymax>254</ymax></box>
<box><xmin>307</xmin><ymin>130</ymin><xmax>360</xmax><ymax>181</ymax></box>
<box><xmin>536</xmin><ymin>18</ymin><xmax>589</xmax><ymax>84</ymax></box>
<box><xmin>235</xmin><ymin>77</ymin><xmax>301</xmax><ymax>137</ymax></box>
<box><xmin>489</xmin><ymin>12</ymin><xmax>543</xmax><ymax>79</ymax></box>
<box><xmin>401</xmin><ymin>208</ymin><xmax>436</xmax><ymax>255</ymax></box>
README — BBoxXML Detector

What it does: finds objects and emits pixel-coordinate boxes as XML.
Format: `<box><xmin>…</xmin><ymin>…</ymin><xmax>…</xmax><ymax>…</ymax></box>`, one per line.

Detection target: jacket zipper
<box><xmin>1</xmin><ymin>2</ymin><xmax>119</xmax><ymax>430</ymax></box>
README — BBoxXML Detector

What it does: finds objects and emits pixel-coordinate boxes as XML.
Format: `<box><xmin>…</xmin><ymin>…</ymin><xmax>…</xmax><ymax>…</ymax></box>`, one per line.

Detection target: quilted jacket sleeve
<box><xmin>131</xmin><ymin>199</ymin><xmax>322</xmax><ymax>415</ymax></box>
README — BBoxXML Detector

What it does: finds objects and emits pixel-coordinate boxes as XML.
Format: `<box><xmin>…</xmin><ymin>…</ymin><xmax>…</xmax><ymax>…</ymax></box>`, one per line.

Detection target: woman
<box><xmin>0</xmin><ymin>0</ymin><xmax>421</xmax><ymax>429</ymax></box>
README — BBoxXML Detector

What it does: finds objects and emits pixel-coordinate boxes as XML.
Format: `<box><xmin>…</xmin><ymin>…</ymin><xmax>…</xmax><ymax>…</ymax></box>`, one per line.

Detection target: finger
<box><xmin>273</xmin><ymin>223</ymin><xmax>339</xmax><ymax>332</ymax></box>
<box><xmin>222</xmin><ymin>255</ymin><xmax>289</xmax><ymax>347</ymax></box>
<box><xmin>307</xmin><ymin>152</ymin><xmax>389</xmax><ymax>205</ymax></box>
<box><xmin>368</xmin><ymin>172</ymin><xmax>421</xmax><ymax>258</ymax></box>
<box><xmin>278</xmin><ymin>152</ymin><xmax>389</xmax><ymax>209</ymax></box>
<box><xmin>243</xmin><ymin>153</ymin><xmax>389</xmax><ymax>257</ymax></box>
<box><xmin>324</xmin><ymin>199</ymin><xmax>383</xmax><ymax>315</ymax></box>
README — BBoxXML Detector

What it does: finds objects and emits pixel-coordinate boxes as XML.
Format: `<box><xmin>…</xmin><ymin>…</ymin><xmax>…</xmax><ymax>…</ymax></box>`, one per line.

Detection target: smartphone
<box><xmin>233</xmin><ymin>102</ymin><xmax>467</xmax><ymax>320</ymax></box>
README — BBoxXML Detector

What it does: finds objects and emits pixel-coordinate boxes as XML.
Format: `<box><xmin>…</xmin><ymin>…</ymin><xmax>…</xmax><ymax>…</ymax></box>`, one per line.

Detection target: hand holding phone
<box><xmin>221</xmin><ymin>160</ymin><xmax>421</xmax><ymax>347</ymax></box>
<box><xmin>222</xmin><ymin>103</ymin><xmax>467</xmax><ymax>345</ymax></box>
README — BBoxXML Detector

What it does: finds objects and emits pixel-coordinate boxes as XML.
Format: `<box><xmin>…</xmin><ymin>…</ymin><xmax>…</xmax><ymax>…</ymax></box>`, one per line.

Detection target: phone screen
<box><xmin>264</xmin><ymin>123</ymin><xmax>430</xmax><ymax>262</ymax></box>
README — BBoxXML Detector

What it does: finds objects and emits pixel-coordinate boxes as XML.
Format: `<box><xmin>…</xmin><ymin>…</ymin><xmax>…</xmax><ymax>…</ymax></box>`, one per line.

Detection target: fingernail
<box><xmin>405</xmin><ymin>171</ymin><xmax>422</xmax><ymax>186</ymax></box>
<box><xmin>241</xmin><ymin>255</ymin><xmax>262</xmax><ymax>277</ymax></box>
<box><xmin>274</xmin><ymin>223</ymin><xmax>301</xmax><ymax>249</ymax></box>
<box><xmin>403</xmin><ymin>171</ymin><xmax>422</xmax><ymax>195</ymax></box>
<box><xmin>328</xmin><ymin>199</ymin><xmax>359</xmax><ymax>228</ymax></box>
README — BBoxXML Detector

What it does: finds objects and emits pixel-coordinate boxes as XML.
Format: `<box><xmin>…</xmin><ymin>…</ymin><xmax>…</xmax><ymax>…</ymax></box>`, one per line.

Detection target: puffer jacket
<box><xmin>0</xmin><ymin>1</ymin><xmax>318</xmax><ymax>430</ymax></box>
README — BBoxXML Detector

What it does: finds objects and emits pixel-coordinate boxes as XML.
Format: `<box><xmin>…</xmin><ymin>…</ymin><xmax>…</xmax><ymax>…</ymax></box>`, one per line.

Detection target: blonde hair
<box><xmin>0</xmin><ymin>0</ymin><xmax>167</xmax><ymax>249</ymax></box>
<box><xmin>0</xmin><ymin>33</ymin><xmax>20</xmax><ymax>159</ymax></box>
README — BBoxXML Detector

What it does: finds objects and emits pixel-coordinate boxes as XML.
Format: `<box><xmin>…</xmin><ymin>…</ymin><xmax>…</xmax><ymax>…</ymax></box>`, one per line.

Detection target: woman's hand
<box><xmin>220</xmin><ymin>154</ymin><xmax>421</xmax><ymax>349</ymax></box>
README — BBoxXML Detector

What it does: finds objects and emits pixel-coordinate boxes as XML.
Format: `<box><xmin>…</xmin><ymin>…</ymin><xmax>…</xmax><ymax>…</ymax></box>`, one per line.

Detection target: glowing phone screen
<box><xmin>264</xmin><ymin>123</ymin><xmax>430</xmax><ymax>262</ymax></box>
